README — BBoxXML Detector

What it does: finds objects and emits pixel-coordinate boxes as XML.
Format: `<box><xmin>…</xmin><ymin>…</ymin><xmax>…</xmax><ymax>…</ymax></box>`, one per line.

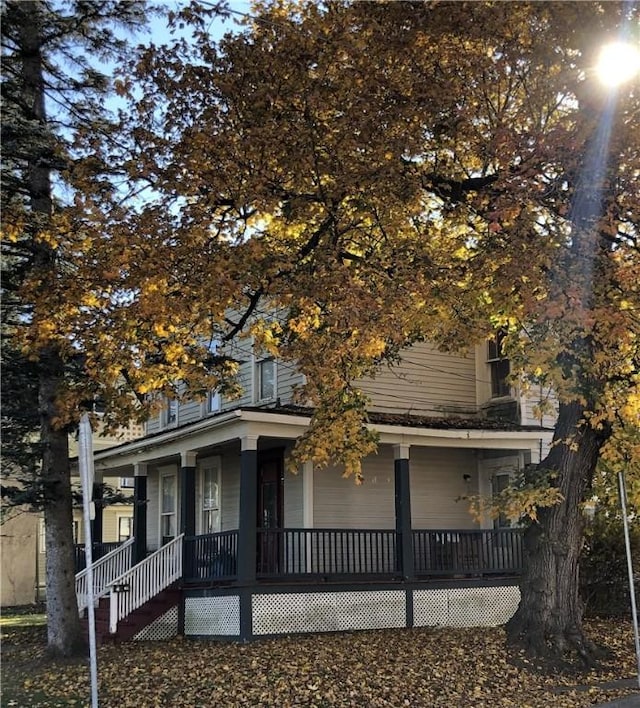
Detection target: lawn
<box><xmin>1</xmin><ymin>614</ymin><xmax>638</xmax><ymax>707</ymax></box>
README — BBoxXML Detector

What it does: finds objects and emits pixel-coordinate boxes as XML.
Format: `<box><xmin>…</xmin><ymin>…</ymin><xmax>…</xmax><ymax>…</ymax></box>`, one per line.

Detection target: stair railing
<box><xmin>75</xmin><ymin>537</ymin><xmax>135</xmax><ymax>614</ymax></box>
<box><xmin>108</xmin><ymin>534</ymin><xmax>184</xmax><ymax>635</ymax></box>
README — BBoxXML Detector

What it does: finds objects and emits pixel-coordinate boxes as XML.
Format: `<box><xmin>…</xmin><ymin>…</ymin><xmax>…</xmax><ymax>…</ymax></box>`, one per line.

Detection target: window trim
<box><xmin>256</xmin><ymin>357</ymin><xmax>276</xmax><ymax>402</ymax></box>
<box><xmin>199</xmin><ymin>457</ymin><xmax>222</xmax><ymax>535</ymax></box>
<box><xmin>487</xmin><ymin>332</ymin><xmax>511</xmax><ymax>398</ymax></box>
<box><xmin>116</xmin><ymin>513</ymin><xmax>134</xmax><ymax>542</ymax></box>
<box><xmin>159</xmin><ymin>467</ymin><xmax>178</xmax><ymax>545</ymax></box>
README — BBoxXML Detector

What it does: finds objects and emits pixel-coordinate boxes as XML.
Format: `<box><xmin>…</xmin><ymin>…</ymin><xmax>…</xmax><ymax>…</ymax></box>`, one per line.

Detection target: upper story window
<box><xmin>487</xmin><ymin>331</ymin><xmax>511</xmax><ymax>398</ymax></box>
<box><xmin>257</xmin><ymin>358</ymin><xmax>276</xmax><ymax>401</ymax></box>
<box><xmin>207</xmin><ymin>389</ymin><xmax>221</xmax><ymax>414</ymax></box>
<box><xmin>119</xmin><ymin>477</ymin><xmax>135</xmax><ymax>489</ymax></box>
<box><xmin>163</xmin><ymin>397</ymin><xmax>178</xmax><ymax>427</ymax></box>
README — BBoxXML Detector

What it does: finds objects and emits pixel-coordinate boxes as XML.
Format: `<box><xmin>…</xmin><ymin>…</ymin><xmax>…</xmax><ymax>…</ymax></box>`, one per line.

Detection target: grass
<box><xmin>1</xmin><ymin>612</ymin><xmax>639</xmax><ymax>707</ymax></box>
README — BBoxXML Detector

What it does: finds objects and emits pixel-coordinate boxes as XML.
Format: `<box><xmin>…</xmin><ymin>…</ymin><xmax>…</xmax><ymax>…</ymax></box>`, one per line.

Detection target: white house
<box><xmin>80</xmin><ymin>339</ymin><xmax>555</xmax><ymax>643</ymax></box>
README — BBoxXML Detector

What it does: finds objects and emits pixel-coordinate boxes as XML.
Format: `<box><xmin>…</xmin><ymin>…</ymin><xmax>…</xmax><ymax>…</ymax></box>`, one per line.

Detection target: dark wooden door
<box><xmin>257</xmin><ymin>454</ymin><xmax>284</xmax><ymax>574</ymax></box>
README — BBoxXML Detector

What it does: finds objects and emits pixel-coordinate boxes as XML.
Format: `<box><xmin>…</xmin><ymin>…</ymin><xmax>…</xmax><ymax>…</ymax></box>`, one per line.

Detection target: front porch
<box><xmin>76</xmin><ymin>526</ymin><xmax>523</xmax><ymax>643</ymax></box>
<box><xmin>83</xmin><ymin>407</ymin><xmax>546</xmax><ymax>642</ymax></box>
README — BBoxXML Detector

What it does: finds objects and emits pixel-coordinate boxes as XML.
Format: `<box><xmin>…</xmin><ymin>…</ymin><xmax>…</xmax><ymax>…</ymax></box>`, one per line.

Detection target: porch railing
<box><xmin>181</xmin><ymin>527</ymin><xmax>524</xmax><ymax>583</ymax></box>
<box><xmin>75</xmin><ymin>537</ymin><xmax>135</xmax><ymax>613</ymax></box>
<box><xmin>108</xmin><ymin>534</ymin><xmax>184</xmax><ymax>634</ymax></box>
<box><xmin>74</xmin><ymin>541</ymin><xmax>124</xmax><ymax>572</ymax></box>
<box><xmin>256</xmin><ymin>528</ymin><xmax>399</xmax><ymax>578</ymax></box>
<box><xmin>413</xmin><ymin>528</ymin><xmax>524</xmax><ymax>576</ymax></box>
<box><xmin>184</xmin><ymin>530</ymin><xmax>238</xmax><ymax>581</ymax></box>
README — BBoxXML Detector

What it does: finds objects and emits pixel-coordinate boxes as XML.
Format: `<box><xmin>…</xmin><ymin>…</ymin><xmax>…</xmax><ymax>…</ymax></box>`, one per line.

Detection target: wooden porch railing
<box><xmin>75</xmin><ymin>537</ymin><xmax>135</xmax><ymax>613</ymax></box>
<box><xmin>181</xmin><ymin>527</ymin><xmax>524</xmax><ymax>583</ymax></box>
<box><xmin>184</xmin><ymin>531</ymin><xmax>238</xmax><ymax>581</ymax></box>
<box><xmin>108</xmin><ymin>534</ymin><xmax>184</xmax><ymax>634</ymax></box>
<box><xmin>412</xmin><ymin>528</ymin><xmax>524</xmax><ymax>576</ymax></box>
<box><xmin>256</xmin><ymin>528</ymin><xmax>399</xmax><ymax>578</ymax></box>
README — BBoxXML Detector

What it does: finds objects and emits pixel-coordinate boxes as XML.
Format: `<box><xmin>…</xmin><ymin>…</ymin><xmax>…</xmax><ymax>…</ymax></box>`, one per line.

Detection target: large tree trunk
<box><xmin>40</xmin><ymin>352</ymin><xmax>86</xmax><ymax>657</ymax></box>
<box><xmin>506</xmin><ymin>400</ymin><xmax>610</xmax><ymax>667</ymax></box>
<box><xmin>21</xmin><ymin>3</ymin><xmax>85</xmax><ymax>657</ymax></box>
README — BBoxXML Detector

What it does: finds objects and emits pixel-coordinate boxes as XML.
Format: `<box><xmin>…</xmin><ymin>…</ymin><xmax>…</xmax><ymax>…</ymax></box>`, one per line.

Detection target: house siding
<box><xmin>314</xmin><ymin>447</ymin><xmax>396</xmax><ymax>529</ymax></box>
<box><xmin>284</xmin><ymin>468</ymin><xmax>304</xmax><ymax>527</ymax></box>
<box><xmin>221</xmin><ymin>454</ymin><xmax>240</xmax><ymax>531</ymax></box>
<box><xmin>409</xmin><ymin>447</ymin><xmax>478</xmax><ymax>530</ymax></box>
<box><xmin>359</xmin><ymin>342</ymin><xmax>477</xmax><ymax>417</ymax></box>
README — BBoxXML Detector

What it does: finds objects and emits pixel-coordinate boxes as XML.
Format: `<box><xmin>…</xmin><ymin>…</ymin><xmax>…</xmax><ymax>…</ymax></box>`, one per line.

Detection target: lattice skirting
<box><xmin>185</xmin><ymin>595</ymin><xmax>241</xmax><ymax>636</ymax></box>
<box><xmin>413</xmin><ymin>585</ymin><xmax>520</xmax><ymax>627</ymax></box>
<box><xmin>252</xmin><ymin>590</ymin><xmax>406</xmax><ymax>635</ymax></box>
<box><xmin>133</xmin><ymin>606</ymin><xmax>179</xmax><ymax>641</ymax></box>
<box><xmin>181</xmin><ymin>585</ymin><xmax>519</xmax><ymax>639</ymax></box>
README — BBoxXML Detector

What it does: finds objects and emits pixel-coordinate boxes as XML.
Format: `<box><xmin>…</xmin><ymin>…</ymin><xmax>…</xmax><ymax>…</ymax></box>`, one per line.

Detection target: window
<box><xmin>207</xmin><ymin>389</ymin><xmax>221</xmax><ymax>413</ymax></box>
<box><xmin>160</xmin><ymin>473</ymin><xmax>177</xmax><ymax>544</ymax></box>
<box><xmin>118</xmin><ymin>515</ymin><xmax>133</xmax><ymax>542</ymax></box>
<box><xmin>165</xmin><ymin>397</ymin><xmax>178</xmax><ymax>426</ymax></box>
<box><xmin>201</xmin><ymin>461</ymin><xmax>221</xmax><ymax>534</ymax></box>
<box><xmin>487</xmin><ymin>332</ymin><xmax>511</xmax><ymax>398</ymax></box>
<box><xmin>119</xmin><ymin>477</ymin><xmax>134</xmax><ymax>489</ymax></box>
<box><xmin>257</xmin><ymin>358</ymin><xmax>276</xmax><ymax>401</ymax></box>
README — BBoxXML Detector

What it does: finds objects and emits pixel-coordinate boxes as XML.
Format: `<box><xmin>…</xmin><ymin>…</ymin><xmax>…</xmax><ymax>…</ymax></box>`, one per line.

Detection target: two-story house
<box><xmin>81</xmin><ymin>337</ymin><xmax>556</xmax><ymax>643</ymax></box>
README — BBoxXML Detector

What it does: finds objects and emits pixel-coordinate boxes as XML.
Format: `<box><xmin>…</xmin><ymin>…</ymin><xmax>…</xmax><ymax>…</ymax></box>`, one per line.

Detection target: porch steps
<box><xmin>82</xmin><ymin>586</ymin><xmax>181</xmax><ymax>645</ymax></box>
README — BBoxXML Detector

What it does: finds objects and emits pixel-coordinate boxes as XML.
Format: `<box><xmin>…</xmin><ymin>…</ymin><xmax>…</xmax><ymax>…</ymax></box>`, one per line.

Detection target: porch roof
<box><xmin>92</xmin><ymin>405</ymin><xmax>553</xmax><ymax>473</ymax></box>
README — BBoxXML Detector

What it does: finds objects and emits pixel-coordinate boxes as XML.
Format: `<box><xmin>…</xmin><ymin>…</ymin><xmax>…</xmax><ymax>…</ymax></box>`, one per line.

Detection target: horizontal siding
<box><xmin>410</xmin><ymin>447</ymin><xmax>478</xmax><ymax>530</ymax></box>
<box><xmin>177</xmin><ymin>398</ymin><xmax>204</xmax><ymax>426</ymax></box>
<box><xmin>146</xmin><ymin>469</ymin><xmax>161</xmax><ymax>551</ymax></box>
<box><xmin>277</xmin><ymin>360</ymin><xmax>305</xmax><ymax>406</ymax></box>
<box><xmin>359</xmin><ymin>342</ymin><xmax>477</xmax><ymax>417</ymax></box>
<box><xmin>520</xmin><ymin>385</ymin><xmax>558</xmax><ymax>429</ymax></box>
<box><xmin>221</xmin><ymin>454</ymin><xmax>240</xmax><ymax>531</ymax></box>
<box><xmin>314</xmin><ymin>447</ymin><xmax>396</xmax><ymax>529</ymax></box>
<box><xmin>284</xmin><ymin>468</ymin><xmax>303</xmax><ymax>527</ymax></box>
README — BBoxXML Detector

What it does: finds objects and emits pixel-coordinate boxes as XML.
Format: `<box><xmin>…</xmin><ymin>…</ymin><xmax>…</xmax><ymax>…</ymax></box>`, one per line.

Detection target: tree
<box><xmin>112</xmin><ymin>1</ymin><xmax>635</xmax><ymax>665</ymax></box>
<box><xmin>5</xmin><ymin>0</ymin><xmax>638</xmax><ymax>666</ymax></box>
<box><xmin>1</xmin><ymin>0</ymin><xmax>148</xmax><ymax>657</ymax></box>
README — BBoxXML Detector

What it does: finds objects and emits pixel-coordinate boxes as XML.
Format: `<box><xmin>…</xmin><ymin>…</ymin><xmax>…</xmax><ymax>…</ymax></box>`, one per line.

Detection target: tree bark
<box><xmin>506</xmin><ymin>400</ymin><xmax>610</xmax><ymax>667</ymax></box>
<box><xmin>20</xmin><ymin>2</ymin><xmax>85</xmax><ymax>657</ymax></box>
<box><xmin>40</xmin><ymin>353</ymin><xmax>86</xmax><ymax>657</ymax></box>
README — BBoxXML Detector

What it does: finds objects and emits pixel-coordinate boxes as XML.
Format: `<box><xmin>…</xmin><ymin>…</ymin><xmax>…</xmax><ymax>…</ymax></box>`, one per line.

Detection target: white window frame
<box><xmin>206</xmin><ymin>389</ymin><xmax>221</xmax><ymax>415</ymax></box>
<box><xmin>159</xmin><ymin>467</ymin><xmax>178</xmax><ymax>544</ymax></box>
<box><xmin>162</xmin><ymin>397</ymin><xmax>178</xmax><ymax>429</ymax></box>
<box><xmin>256</xmin><ymin>357</ymin><xmax>276</xmax><ymax>402</ymax></box>
<box><xmin>116</xmin><ymin>513</ymin><xmax>134</xmax><ymax>542</ymax></box>
<box><xmin>119</xmin><ymin>477</ymin><xmax>135</xmax><ymax>489</ymax></box>
<box><xmin>199</xmin><ymin>457</ymin><xmax>222</xmax><ymax>535</ymax></box>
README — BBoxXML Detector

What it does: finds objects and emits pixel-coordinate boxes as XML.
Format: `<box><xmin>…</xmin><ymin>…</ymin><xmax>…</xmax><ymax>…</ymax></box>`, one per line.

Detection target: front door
<box><xmin>257</xmin><ymin>453</ymin><xmax>284</xmax><ymax>574</ymax></box>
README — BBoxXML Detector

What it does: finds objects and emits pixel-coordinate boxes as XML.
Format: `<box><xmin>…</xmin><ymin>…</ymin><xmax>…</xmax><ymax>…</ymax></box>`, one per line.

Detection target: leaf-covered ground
<box><xmin>1</xmin><ymin>617</ymin><xmax>638</xmax><ymax>707</ymax></box>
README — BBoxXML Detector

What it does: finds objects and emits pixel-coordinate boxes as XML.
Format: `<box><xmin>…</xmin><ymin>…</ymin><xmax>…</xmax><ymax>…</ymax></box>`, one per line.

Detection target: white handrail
<box><xmin>108</xmin><ymin>534</ymin><xmax>184</xmax><ymax>634</ymax></box>
<box><xmin>76</xmin><ymin>538</ymin><xmax>135</xmax><ymax>613</ymax></box>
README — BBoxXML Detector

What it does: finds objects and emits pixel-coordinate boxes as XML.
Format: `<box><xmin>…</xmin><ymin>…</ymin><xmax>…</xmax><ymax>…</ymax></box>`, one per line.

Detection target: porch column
<box><xmin>180</xmin><ymin>451</ymin><xmax>197</xmax><ymax>537</ymax></box>
<box><xmin>180</xmin><ymin>451</ymin><xmax>197</xmax><ymax>584</ymax></box>
<box><xmin>90</xmin><ymin>472</ymin><xmax>104</xmax><ymax>546</ymax></box>
<box><xmin>133</xmin><ymin>463</ymin><xmax>148</xmax><ymax>564</ymax></box>
<box><xmin>394</xmin><ymin>444</ymin><xmax>414</xmax><ymax>580</ymax></box>
<box><xmin>238</xmin><ymin>435</ymin><xmax>258</xmax><ymax>641</ymax></box>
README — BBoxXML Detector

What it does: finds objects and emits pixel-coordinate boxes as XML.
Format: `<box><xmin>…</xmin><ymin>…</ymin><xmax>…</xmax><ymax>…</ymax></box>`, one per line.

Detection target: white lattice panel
<box><xmin>184</xmin><ymin>596</ymin><xmax>240</xmax><ymax>636</ymax></box>
<box><xmin>134</xmin><ymin>606</ymin><xmax>178</xmax><ymax>641</ymax></box>
<box><xmin>252</xmin><ymin>590</ymin><xmax>405</xmax><ymax>635</ymax></box>
<box><xmin>413</xmin><ymin>585</ymin><xmax>520</xmax><ymax>627</ymax></box>
<box><xmin>413</xmin><ymin>589</ymin><xmax>449</xmax><ymax>626</ymax></box>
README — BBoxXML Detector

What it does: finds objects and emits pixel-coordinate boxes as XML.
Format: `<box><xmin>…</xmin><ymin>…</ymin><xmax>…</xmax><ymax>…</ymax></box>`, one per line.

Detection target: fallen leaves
<box><xmin>1</xmin><ymin>618</ymin><xmax>638</xmax><ymax>707</ymax></box>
